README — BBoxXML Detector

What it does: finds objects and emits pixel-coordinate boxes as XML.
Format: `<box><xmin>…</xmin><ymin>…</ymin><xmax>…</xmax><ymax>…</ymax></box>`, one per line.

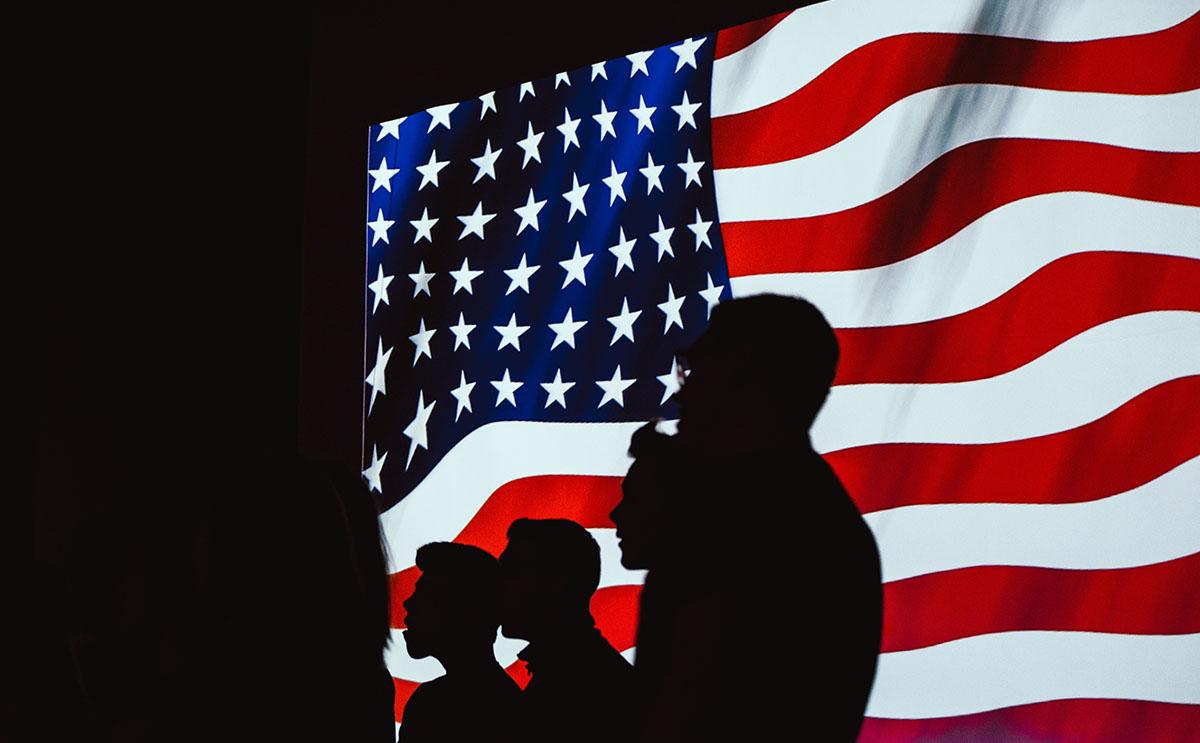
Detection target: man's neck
<box><xmin>435</xmin><ymin>645</ymin><xmax>505</xmax><ymax>677</ymax></box>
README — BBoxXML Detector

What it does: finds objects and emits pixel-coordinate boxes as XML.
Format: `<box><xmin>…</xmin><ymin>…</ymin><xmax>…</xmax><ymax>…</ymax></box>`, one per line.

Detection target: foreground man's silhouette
<box><xmin>400</xmin><ymin>542</ymin><xmax>521</xmax><ymax>742</ymax></box>
<box><xmin>624</xmin><ymin>294</ymin><xmax>883</xmax><ymax>742</ymax></box>
<box><xmin>498</xmin><ymin>518</ymin><xmax>634</xmax><ymax>743</ymax></box>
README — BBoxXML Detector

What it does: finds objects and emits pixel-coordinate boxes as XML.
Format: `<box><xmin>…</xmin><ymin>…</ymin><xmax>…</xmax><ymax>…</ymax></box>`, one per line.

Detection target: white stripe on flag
<box><xmin>866</xmin><ymin>630</ymin><xmax>1200</xmax><ymax>718</ymax></box>
<box><xmin>730</xmin><ymin>194</ymin><xmax>1200</xmax><ymax>328</ymax></box>
<box><xmin>867</xmin><ymin>455</ymin><xmax>1200</xmax><ymax>582</ymax></box>
<box><xmin>812</xmin><ymin>311</ymin><xmax>1200</xmax><ymax>452</ymax></box>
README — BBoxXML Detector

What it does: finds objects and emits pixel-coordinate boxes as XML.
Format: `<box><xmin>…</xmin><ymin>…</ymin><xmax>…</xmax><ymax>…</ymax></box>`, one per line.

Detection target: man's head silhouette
<box><xmin>498</xmin><ymin>518</ymin><xmax>601</xmax><ymax>641</ymax></box>
<box><xmin>611</xmin><ymin>422</ymin><xmax>681</xmax><ymax>570</ymax></box>
<box><xmin>676</xmin><ymin>294</ymin><xmax>838</xmax><ymax>445</ymax></box>
<box><xmin>403</xmin><ymin>542</ymin><xmax>501</xmax><ymax>661</ymax></box>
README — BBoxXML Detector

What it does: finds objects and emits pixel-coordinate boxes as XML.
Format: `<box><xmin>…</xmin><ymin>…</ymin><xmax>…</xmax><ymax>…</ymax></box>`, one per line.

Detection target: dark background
<box><xmin>30</xmin><ymin>1</ymin><xmax>808</xmax><ymax>739</ymax></box>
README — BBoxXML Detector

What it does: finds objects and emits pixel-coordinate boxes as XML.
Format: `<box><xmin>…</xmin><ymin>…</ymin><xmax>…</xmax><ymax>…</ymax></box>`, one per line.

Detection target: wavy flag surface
<box><xmin>363</xmin><ymin>1</ymin><xmax>1200</xmax><ymax>738</ymax></box>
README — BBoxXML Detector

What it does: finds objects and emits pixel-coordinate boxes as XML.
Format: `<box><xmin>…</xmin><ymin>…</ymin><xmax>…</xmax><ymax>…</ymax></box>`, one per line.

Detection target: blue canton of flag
<box><xmin>364</xmin><ymin>35</ymin><xmax>726</xmax><ymax>510</ymax></box>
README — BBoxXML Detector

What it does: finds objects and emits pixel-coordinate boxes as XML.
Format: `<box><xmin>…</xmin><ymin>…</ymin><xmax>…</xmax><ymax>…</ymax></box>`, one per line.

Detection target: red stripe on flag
<box><xmin>393</xmin><ymin>676</ymin><xmax>419</xmax><ymax>723</ymax></box>
<box><xmin>591</xmin><ymin>583</ymin><xmax>643</xmax><ymax>652</ymax></box>
<box><xmin>713</xmin><ymin>14</ymin><xmax>1200</xmax><ymax>168</ymax></box>
<box><xmin>452</xmin><ymin>474</ymin><xmax>623</xmax><ymax>557</ymax></box>
<box><xmin>720</xmin><ymin>143</ymin><xmax>1200</xmax><ymax>275</ymax></box>
<box><xmin>858</xmin><ymin>698</ymin><xmax>1200</xmax><ymax>743</ymax></box>
<box><xmin>713</xmin><ymin>10</ymin><xmax>793</xmax><ymax>59</ymax></box>
<box><xmin>834</xmin><ymin>253</ymin><xmax>1200</xmax><ymax>385</ymax></box>
<box><xmin>881</xmin><ymin>553</ymin><xmax>1200</xmax><ymax>653</ymax></box>
<box><xmin>390</xmin><ymin>570</ymin><xmax>418</xmax><ymax>628</ymax></box>
<box><xmin>826</xmin><ymin>375</ymin><xmax>1200</xmax><ymax>513</ymax></box>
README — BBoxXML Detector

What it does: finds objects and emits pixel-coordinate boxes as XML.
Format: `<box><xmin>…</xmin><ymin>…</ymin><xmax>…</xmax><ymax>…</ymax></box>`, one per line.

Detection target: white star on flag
<box><xmin>596</xmin><ymin>366</ymin><xmax>636</xmax><ymax>407</ymax></box>
<box><xmin>457</xmin><ymin>201</ymin><xmax>496</xmax><ymax>240</ymax></box>
<box><xmin>402</xmin><ymin>391</ymin><xmax>436</xmax><ymax>468</ymax></box>
<box><xmin>416</xmin><ymin>150</ymin><xmax>449</xmax><ymax>189</ymax></box>
<box><xmin>562</xmin><ymin>174</ymin><xmax>590</xmax><ymax>221</ymax></box>
<box><xmin>602</xmin><ymin>161</ymin><xmax>628</xmax><ymax>205</ymax></box>
<box><xmin>657</xmin><ymin>284</ymin><xmax>686</xmax><ymax>332</ymax></box>
<box><xmin>361</xmin><ymin>445</ymin><xmax>386</xmax><ymax>493</ymax></box>
<box><xmin>541</xmin><ymin>370</ymin><xmax>575</xmax><ymax>409</ymax></box>
<box><xmin>593</xmin><ymin>100</ymin><xmax>618</xmax><ymax>141</ymax></box>
<box><xmin>555</xmin><ymin>71</ymin><xmax>571</xmax><ymax>88</ymax></box>
<box><xmin>449</xmin><ymin>312</ymin><xmax>476</xmax><ymax>351</ymax></box>
<box><xmin>698</xmin><ymin>273</ymin><xmax>724</xmax><ymax>319</ymax></box>
<box><xmin>513</xmin><ymin>189</ymin><xmax>548</xmax><ymax>235</ymax></box>
<box><xmin>491</xmin><ymin>369</ymin><xmax>522</xmax><ymax>407</ymax></box>
<box><xmin>557</xmin><ymin>108</ymin><xmax>582</xmax><ymax>152</ymax></box>
<box><xmin>503</xmin><ymin>255</ymin><xmax>539</xmax><ymax>295</ymax></box>
<box><xmin>479</xmin><ymin>91</ymin><xmax>496</xmax><ymax>119</ymax></box>
<box><xmin>678</xmin><ymin>149</ymin><xmax>705</xmax><ymax>188</ymax></box>
<box><xmin>626</xmin><ymin>50</ymin><xmax>653</xmax><ymax>77</ymax></box>
<box><xmin>671</xmin><ymin>91</ymin><xmax>701</xmax><ymax>130</ymax></box>
<box><xmin>470</xmin><ymin>140</ymin><xmax>502</xmax><ymax>183</ymax></box>
<box><xmin>656</xmin><ymin>357</ymin><xmax>682</xmax><ymax>404</ymax></box>
<box><xmin>494</xmin><ymin>313</ymin><xmax>530</xmax><ymax>351</ymax></box>
<box><xmin>650</xmin><ymin>216</ymin><xmax>676</xmax><ymax>261</ymax></box>
<box><xmin>426</xmin><ymin>103</ymin><xmax>456</xmax><ymax>132</ymax></box>
<box><xmin>559</xmin><ymin>243</ymin><xmax>593</xmax><ymax>288</ymax></box>
<box><xmin>548</xmin><ymin>307</ymin><xmax>587</xmax><ymax>349</ymax></box>
<box><xmin>410</xmin><ymin>207</ymin><xmax>437</xmax><ymax>243</ymax></box>
<box><xmin>450</xmin><ymin>372</ymin><xmax>475</xmax><ymax>421</ymax></box>
<box><xmin>368</xmin><ymin>209</ymin><xmax>394</xmax><ymax>246</ymax></box>
<box><xmin>368</xmin><ymin>157</ymin><xmax>400</xmax><ymax>192</ymax></box>
<box><xmin>367</xmin><ymin>264</ymin><xmax>394</xmax><ymax>313</ymax></box>
<box><xmin>408</xmin><ymin>318</ymin><xmax>436</xmax><ymax>365</ymax></box>
<box><xmin>640</xmin><ymin>153</ymin><xmax>664</xmax><ymax>194</ymax></box>
<box><xmin>688</xmin><ymin>208</ymin><xmax>713</xmax><ymax>250</ymax></box>
<box><xmin>408</xmin><ymin>261</ymin><xmax>434</xmax><ymax>297</ymax></box>
<box><xmin>607</xmin><ymin>298</ymin><xmax>641</xmax><ymax>345</ymax></box>
<box><xmin>630</xmin><ymin>95</ymin><xmax>656</xmax><ymax>134</ymax></box>
<box><xmin>609</xmin><ymin>228</ymin><xmax>636</xmax><ymax>276</ymax></box>
<box><xmin>670</xmin><ymin>36</ymin><xmax>704</xmax><ymax>71</ymax></box>
<box><xmin>591</xmin><ymin>61</ymin><xmax>607</xmax><ymax>81</ymax></box>
<box><xmin>376</xmin><ymin>117</ymin><xmax>405</xmax><ymax>141</ymax></box>
<box><xmin>449</xmin><ymin>258</ymin><xmax>484</xmax><ymax>295</ymax></box>
<box><xmin>364</xmin><ymin>338</ymin><xmax>392</xmax><ymax>413</ymax></box>
<box><xmin>517</xmin><ymin>123</ymin><xmax>545</xmax><ymax>167</ymax></box>
<box><xmin>519</xmin><ymin>81</ymin><xmax>535</xmax><ymax>101</ymax></box>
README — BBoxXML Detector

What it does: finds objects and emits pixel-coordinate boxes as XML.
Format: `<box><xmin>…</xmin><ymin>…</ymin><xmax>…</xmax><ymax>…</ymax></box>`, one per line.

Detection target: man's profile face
<box><xmin>401</xmin><ymin>575</ymin><xmax>446</xmax><ymax>659</ymax></box>
<box><xmin>612</xmin><ymin>457</ymin><xmax>666</xmax><ymax>570</ymax></box>
<box><xmin>497</xmin><ymin>544</ymin><xmax>539</xmax><ymax>640</ymax></box>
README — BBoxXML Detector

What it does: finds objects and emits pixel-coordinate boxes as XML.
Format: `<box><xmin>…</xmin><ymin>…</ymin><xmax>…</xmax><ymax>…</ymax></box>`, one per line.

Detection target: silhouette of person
<box><xmin>399</xmin><ymin>542</ymin><xmax>521</xmax><ymax>742</ymax></box>
<box><xmin>610</xmin><ymin>421</ymin><xmax>682</xmax><ymax>571</ymax></box>
<box><xmin>629</xmin><ymin>294</ymin><xmax>883</xmax><ymax>743</ymax></box>
<box><xmin>498</xmin><ymin>518</ymin><xmax>634</xmax><ymax>743</ymax></box>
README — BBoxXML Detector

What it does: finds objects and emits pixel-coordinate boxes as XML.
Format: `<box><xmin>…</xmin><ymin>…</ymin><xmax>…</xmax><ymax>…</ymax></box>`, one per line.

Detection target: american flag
<box><xmin>364</xmin><ymin>1</ymin><xmax>1200</xmax><ymax>739</ymax></box>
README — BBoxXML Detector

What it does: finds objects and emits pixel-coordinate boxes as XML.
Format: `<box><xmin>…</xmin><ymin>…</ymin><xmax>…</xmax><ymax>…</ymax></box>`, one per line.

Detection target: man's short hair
<box><xmin>504</xmin><ymin>518</ymin><xmax>601</xmax><ymax>604</ymax></box>
<box><xmin>683</xmin><ymin>294</ymin><xmax>839</xmax><ymax>427</ymax></box>
<box><xmin>414</xmin><ymin>542</ymin><xmax>501</xmax><ymax>634</ymax></box>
